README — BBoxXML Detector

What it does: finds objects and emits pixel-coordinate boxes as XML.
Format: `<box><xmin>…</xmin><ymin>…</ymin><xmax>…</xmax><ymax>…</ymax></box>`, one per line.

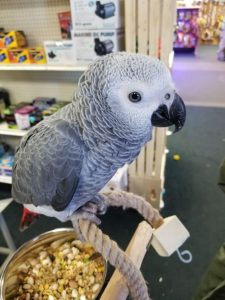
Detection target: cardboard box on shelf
<box><xmin>70</xmin><ymin>0</ymin><xmax>124</xmax><ymax>29</ymax></box>
<box><xmin>44</xmin><ymin>41</ymin><xmax>76</xmax><ymax>65</ymax></box>
<box><xmin>29</xmin><ymin>47</ymin><xmax>46</xmax><ymax>64</ymax></box>
<box><xmin>72</xmin><ymin>28</ymin><xmax>124</xmax><ymax>64</ymax></box>
<box><xmin>4</xmin><ymin>31</ymin><xmax>27</xmax><ymax>49</ymax></box>
<box><xmin>58</xmin><ymin>11</ymin><xmax>72</xmax><ymax>39</ymax></box>
<box><xmin>0</xmin><ymin>48</ymin><xmax>10</xmax><ymax>64</ymax></box>
<box><xmin>8</xmin><ymin>48</ymin><xmax>31</xmax><ymax>64</ymax></box>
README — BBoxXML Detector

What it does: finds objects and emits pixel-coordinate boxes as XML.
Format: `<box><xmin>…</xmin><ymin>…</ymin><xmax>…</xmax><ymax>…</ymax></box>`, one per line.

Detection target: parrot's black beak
<box><xmin>151</xmin><ymin>93</ymin><xmax>186</xmax><ymax>133</ymax></box>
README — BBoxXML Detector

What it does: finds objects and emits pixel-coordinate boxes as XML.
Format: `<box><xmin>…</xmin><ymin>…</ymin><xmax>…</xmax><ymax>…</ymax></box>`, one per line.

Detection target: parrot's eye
<box><xmin>128</xmin><ymin>92</ymin><xmax>142</xmax><ymax>103</ymax></box>
<box><xmin>165</xmin><ymin>93</ymin><xmax>171</xmax><ymax>100</ymax></box>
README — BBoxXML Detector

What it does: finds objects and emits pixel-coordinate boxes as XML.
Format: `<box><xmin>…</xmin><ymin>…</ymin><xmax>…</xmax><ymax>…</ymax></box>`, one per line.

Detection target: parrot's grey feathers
<box><xmin>12</xmin><ymin>118</ymin><xmax>83</xmax><ymax>210</ymax></box>
<box><xmin>51</xmin><ymin>171</ymin><xmax>79</xmax><ymax>211</ymax></box>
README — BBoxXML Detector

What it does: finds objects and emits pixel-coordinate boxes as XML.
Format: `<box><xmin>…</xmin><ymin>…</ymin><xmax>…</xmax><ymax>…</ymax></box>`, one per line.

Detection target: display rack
<box><xmin>0</xmin><ymin>123</ymin><xmax>27</xmax><ymax>137</ymax></box>
<box><xmin>173</xmin><ymin>6</ymin><xmax>199</xmax><ymax>52</ymax></box>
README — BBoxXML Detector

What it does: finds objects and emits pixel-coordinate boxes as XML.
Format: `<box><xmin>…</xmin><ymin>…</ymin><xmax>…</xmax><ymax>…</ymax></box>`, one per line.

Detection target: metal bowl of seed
<box><xmin>0</xmin><ymin>228</ymin><xmax>107</xmax><ymax>300</ymax></box>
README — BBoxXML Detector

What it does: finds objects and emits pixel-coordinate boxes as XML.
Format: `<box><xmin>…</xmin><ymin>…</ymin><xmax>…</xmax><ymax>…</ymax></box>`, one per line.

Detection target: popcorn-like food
<box><xmin>13</xmin><ymin>239</ymin><xmax>105</xmax><ymax>300</ymax></box>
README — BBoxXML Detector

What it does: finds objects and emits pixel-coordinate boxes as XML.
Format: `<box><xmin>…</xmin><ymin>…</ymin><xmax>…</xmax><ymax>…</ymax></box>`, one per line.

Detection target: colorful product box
<box><xmin>70</xmin><ymin>0</ymin><xmax>124</xmax><ymax>29</ymax></box>
<box><xmin>0</xmin><ymin>151</ymin><xmax>14</xmax><ymax>177</ymax></box>
<box><xmin>0</xmin><ymin>48</ymin><xmax>10</xmax><ymax>63</ymax></box>
<box><xmin>8</xmin><ymin>48</ymin><xmax>31</xmax><ymax>64</ymax></box>
<box><xmin>58</xmin><ymin>11</ymin><xmax>72</xmax><ymax>39</ymax></box>
<box><xmin>4</xmin><ymin>31</ymin><xmax>27</xmax><ymax>49</ymax></box>
<box><xmin>72</xmin><ymin>28</ymin><xmax>124</xmax><ymax>64</ymax></box>
<box><xmin>44</xmin><ymin>41</ymin><xmax>76</xmax><ymax>65</ymax></box>
<box><xmin>29</xmin><ymin>47</ymin><xmax>46</xmax><ymax>64</ymax></box>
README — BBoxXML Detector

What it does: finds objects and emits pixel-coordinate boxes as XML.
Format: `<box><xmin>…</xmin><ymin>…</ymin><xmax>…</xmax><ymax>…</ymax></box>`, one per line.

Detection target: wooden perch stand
<box><xmin>100</xmin><ymin>216</ymin><xmax>190</xmax><ymax>300</ymax></box>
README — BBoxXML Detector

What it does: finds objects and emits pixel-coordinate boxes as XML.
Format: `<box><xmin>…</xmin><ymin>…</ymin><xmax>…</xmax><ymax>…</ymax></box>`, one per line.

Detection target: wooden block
<box><xmin>151</xmin><ymin>216</ymin><xmax>190</xmax><ymax>257</ymax></box>
<box><xmin>100</xmin><ymin>221</ymin><xmax>153</xmax><ymax>300</ymax></box>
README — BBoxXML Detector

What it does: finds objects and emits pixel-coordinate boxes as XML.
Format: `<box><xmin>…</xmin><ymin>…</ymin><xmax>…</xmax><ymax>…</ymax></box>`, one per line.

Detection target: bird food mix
<box><xmin>70</xmin><ymin>0</ymin><xmax>124</xmax><ymax>30</ymax></box>
<box><xmin>11</xmin><ymin>238</ymin><xmax>105</xmax><ymax>300</ymax></box>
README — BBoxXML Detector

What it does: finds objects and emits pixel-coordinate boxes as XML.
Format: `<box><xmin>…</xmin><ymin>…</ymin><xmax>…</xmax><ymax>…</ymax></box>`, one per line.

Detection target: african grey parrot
<box><xmin>12</xmin><ymin>52</ymin><xmax>186</xmax><ymax>225</ymax></box>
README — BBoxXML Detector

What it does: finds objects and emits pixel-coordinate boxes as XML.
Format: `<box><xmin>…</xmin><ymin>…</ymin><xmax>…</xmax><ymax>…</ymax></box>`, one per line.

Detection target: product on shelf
<box><xmin>8</xmin><ymin>48</ymin><xmax>31</xmax><ymax>64</ymax></box>
<box><xmin>44</xmin><ymin>41</ymin><xmax>76</xmax><ymax>65</ymax></box>
<box><xmin>32</xmin><ymin>97</ymin><xmax>56</xmax><ymax>111</ymax></box>
<box><xmin>4</xmin><ymin>30</ymin><xmax>27</xmax><ymax>48</ymax></box>
<box><xmin>0</xmin><ymin>143</ymin><xmax>14</xmax><ymax>177</ymax></box>
<box><xmin>174</xmin><ymin>7</ymin><xmax>199</xmax><ymax>50</ymax></box>
<box><xmin>3</xmin><ymin>100</ymin><xmax>69</xmax><ymax>129</ymax></box>
<box><xmin>58</xmin><ymin>11</ymin><xmax>72</xmax><ymax>39</ymax></box>
<box><xmin>0</xmin><ymin>88</ymin><xmax>11</xmax><ymax>121</ymax></box>
<box><xmin>0</xmin><ymin>48</ymin><xmax>10</xmax><ymax>63</ymax></box>
<box><xmin>95</xmin><ymin>1</ymin><xmax>116</xmax><ymax>19</ymax></box>
<box><xmin>29</xmin><ymin>47</ymin><xmax>47</xmax><ymax>64</ymax></box>
<box><xmin>0</xmin><ymin>142</ymin><xmax>10</xmax><ymax>157</ymax></box>
<box><xmin>72</xmin><ymin>28</ymin><xmax>124</xmax><ymax>64</ymax></box>
<box><xmin>70</xmin><ymin>0</ymin><xmax>124</xmax><ymax>29</ymax></box>
<box><xmin>15</xmin><ymin>105</ymin><xmax>38</xmax><ymax>130</ymax></box>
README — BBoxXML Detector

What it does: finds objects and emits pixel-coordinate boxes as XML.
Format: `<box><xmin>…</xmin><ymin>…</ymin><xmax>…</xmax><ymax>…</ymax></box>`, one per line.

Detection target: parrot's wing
<box><xmin>12</xmin><ymin>119</ymin><xmax>84</xmax><ymax>212</ymax></box>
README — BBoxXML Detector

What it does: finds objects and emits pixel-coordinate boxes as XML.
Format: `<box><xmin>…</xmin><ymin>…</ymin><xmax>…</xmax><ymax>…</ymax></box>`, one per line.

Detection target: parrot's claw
<box><xmin>86</xmin><ymin>194</ymin><xmax>108</xmax><ymax>215</ymax></box>
<box><xmin>70</xmin><ymin>209</ymin><xmax>101</xmax><ymax>241</ymax></box>
<box><xmin>71</xmin><ymin>195</ymin><xmax>108</xmax><ymax>240</ymax></box>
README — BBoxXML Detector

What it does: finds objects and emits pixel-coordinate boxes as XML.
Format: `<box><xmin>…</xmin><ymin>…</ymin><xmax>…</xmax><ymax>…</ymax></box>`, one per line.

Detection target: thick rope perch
<box><xmin>71</xmin><ymin>191</ymin><xmax>163</xmax><ymax>300</ymax></box>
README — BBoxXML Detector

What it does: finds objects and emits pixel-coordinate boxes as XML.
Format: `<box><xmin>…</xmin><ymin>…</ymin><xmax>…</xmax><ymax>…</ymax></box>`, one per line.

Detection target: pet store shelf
<box><xmin>0</xmin><ymin>122</ymin><xmax>27</xmax><ymax>137</ymax></box>
<box><xmin>0</xmin><ymin>175</ymin><xmax>12</xmax><ymax>184</ymax></box>
<box><xmin>0</xmin><ymin>64</ymin><xmax>88</xmax><ymax>72</ymax></box>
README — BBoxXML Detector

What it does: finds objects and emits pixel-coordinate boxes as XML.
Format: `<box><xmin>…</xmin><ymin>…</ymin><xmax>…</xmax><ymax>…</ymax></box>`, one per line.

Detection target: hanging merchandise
<box><xmin>58</xmin><ymin>11</ymin><xmax>72</xmax><ymax>39</ymax></box>
<box><xmin>0</xmin><ymin>88</ymin><xmax>11</xmax><ymax>122</ymax></box>
<box><xmin>198</xmin><ymin>0</ymin><xmax>225</xmax><ymax>44</ymax></box>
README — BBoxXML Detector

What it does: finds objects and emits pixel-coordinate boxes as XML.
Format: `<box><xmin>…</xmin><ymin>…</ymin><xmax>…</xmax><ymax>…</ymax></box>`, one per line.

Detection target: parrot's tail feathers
<box><xmin>19</xmin><ymin>208</ymin><xmax>40</xmax><ymax>232</ymax></box>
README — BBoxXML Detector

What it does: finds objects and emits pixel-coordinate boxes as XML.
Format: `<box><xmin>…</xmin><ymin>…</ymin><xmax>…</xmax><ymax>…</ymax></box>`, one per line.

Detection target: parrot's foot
<box><xmin>84</xmin><ymin>194</ymin><xmax>108</xmax><ymax>215</ymax></box>
<box><xmin>70</xmin><ymin>195</ymin><xmax>108</xmax><ymax>240</ymax></box>
<box><xmin>70</xmin><ymin>209</ymin><xmax>101</xmax><ymax>241</ymax></box>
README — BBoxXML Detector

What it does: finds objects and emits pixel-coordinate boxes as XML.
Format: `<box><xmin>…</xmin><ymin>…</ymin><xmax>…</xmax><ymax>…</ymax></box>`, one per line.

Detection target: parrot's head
<box><xmin>77</xmin><ymin>52</ymin><xmax>186</xmax><ymax>142</ymax></box>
